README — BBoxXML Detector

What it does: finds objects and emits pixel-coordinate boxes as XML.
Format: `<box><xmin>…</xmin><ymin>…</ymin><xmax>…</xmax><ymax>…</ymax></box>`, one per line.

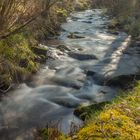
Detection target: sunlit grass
<box><xmin>76</xmin><ymin>82</ymin><xmax>140</xmax><ymax>140</ymax></box>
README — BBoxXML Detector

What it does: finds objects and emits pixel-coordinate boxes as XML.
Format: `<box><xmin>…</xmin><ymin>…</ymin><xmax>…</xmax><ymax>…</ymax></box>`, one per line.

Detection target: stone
<box><xmin>31</xmin><ymin>44</ymin><xmax>48</xmax><ymax>62</ymax></box>
<box><xmin>106</xmin><ymin>74</ymin><xmax>140</xmax><ymax>88</ymax></box>
<box><xmin>68</xmin><ymin>52</ymin><xmax>98</xmax><ymax>61</ymax></box>
<box><xmin>32</xmin><ymin>44</ymin><xmax>48</xmax><ymax>56</ymax></box>
<box><xmin>82</xmin><ymin>21</ymin><xmax>92</xmax><ymax>24</ymax></box>
<box><xmin>57</xmin><ymin>44</ymin><xmax>71</xmax><ymax>52</ymax></box>
<box><xmin>67</xmin><ymin>33</ymin><xmax>85</xmax><ymax>39</ymax></box>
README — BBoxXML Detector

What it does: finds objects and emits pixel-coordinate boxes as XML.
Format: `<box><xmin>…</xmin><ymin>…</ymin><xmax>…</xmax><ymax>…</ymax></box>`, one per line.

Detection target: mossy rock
<box><xmin>57</xmin><ymin>44</ymin><xmax>71</xmax><ymax>52</ymax></box>
<box><xmin>31</xmin><ymin>45</ymin><xmax>48</xmax><ymax>62</ymax></box>
<box><xmin>32</xmin><ymin>45</ymin><xmax>48</xmax><ymax>56</ymax></box>
<box><xmin>74</xmin><ymin>102</ymin><xmax>110</xmax><ymax>121</ymax></box>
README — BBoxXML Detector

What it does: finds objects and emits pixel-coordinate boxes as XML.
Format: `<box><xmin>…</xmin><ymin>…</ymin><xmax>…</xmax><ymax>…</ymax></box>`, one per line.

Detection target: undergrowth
<box><xmin>107</xmin><ymin>0</ymin><xmax>140</xmax><ymax>38</ymax></box>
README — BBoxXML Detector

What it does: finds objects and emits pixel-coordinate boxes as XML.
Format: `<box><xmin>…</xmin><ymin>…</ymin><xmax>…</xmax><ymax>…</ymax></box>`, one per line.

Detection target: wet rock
<box><xmin>88</xmin><ymin>17</ymin><xmax>93</xmax><ymax>20</ymax></box>
<box><xmin>90</xmin><ymin>73</ymin><xmax>107</xmax><ymax>85</ymax></box>
<box><xmin>82</xmin><ymin>21</ymin><xmax>92</xmax><ymax>24</ymax></box>
<box><xmin>77</xmin><ymin>48</ymin><xmax>84</xmax><ymax>51</ymax></box>
<box><xmin>71</xmin><ymin>17</ymin><xmax>81</xmax><ymax>21</ymax></box>
<box><xmin>107</xmin><ymin>30</ymin><xmax>120</xmax><ymax>35</ymax></box>
<box><xmin>86</xmin><ymin>71</ymin><xmax>95</xmax><ymax>76</ymax></box>
<box><xmin>57</xmin><ymin>44</ymin><xmax>71</xmax><ymax>52</ymax></box>
<box><xmin>32</xmin><ymin>44</ymin><xmax>48</xmax><ymax>56</ymax></box>
<box><xmin>74</xmin><ymin>102</ymin><xmax>110</xmax><ymax>120</ymax></box>
<box><xmin>31</xmin><ymin>44</ymin><xmax>48</xmax><ymax>62</ymax></box>
<box><xmin>106</xmin><ymin>74</ymin><xmax>140</xmax><ymax>88</ymax></box>
<box><xmin>67</xmin><ymin>33</ymin><xmax>85</xmax><ymax>39</ymax></box>
<box><xmin>86</xmin><ymin>65</ymin><xmax>140</xmax><ymax>87</ymax></box>
<box><xmin>68</xmin><ymin>52</ymin><xmax>98</xmax><ymax>61</ymax></box>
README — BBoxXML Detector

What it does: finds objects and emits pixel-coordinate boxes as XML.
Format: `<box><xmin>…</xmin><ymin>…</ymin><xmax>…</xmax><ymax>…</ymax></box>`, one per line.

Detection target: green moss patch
<box><xmin>76</xmin><ymin>82</ymin><xmax>140</xmax><ymax>140</ymax></box>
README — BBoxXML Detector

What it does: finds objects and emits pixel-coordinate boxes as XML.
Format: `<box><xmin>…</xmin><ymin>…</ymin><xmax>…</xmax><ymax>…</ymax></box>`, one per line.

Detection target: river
<box><xmin>0</xmin><ymin>9</ymin><xmax>140</xmax><ymax>140</ymax></box>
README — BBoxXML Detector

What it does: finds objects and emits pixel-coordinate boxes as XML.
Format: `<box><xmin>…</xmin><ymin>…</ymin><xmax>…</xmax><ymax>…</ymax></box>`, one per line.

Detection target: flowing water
<box><xmin>0</xmin><ymin>9</ymin><xmax>140</xmax><ymax>140</ymax></box>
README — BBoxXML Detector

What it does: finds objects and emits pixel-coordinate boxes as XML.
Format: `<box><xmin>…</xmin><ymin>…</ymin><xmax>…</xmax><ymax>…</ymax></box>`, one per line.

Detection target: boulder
<box><xmin>32</xmin><ymin>44</ymin><xmax>48</xmax><ymax>56</ymax></box>
<box><xmin>31</xmin><ymin>44</ymin><xmax>48</xmax><ymax>62</ymax></box>
<box><xmin>106</xmin><ymin>74</ymin><xmax>140</xmax><ymax>88</ymax></box>
<box><xmin>57</xmin><ymin>44</ymin><xmax>71</xmax><ymax>52</ymax></box>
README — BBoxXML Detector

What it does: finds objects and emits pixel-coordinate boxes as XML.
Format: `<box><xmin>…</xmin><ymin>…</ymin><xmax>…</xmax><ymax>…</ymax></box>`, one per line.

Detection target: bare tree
<box><xmin>0</xmin><ymin>0</ymin><xmax>59</xmax><ymax>39</ymax></box>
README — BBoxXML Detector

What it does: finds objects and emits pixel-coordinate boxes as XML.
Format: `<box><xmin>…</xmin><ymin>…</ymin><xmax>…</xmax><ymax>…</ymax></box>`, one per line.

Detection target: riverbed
<box><xmin>0</xmin><ymin>9</ymin><xmax>140</xmax><ymax>140</ymax></box>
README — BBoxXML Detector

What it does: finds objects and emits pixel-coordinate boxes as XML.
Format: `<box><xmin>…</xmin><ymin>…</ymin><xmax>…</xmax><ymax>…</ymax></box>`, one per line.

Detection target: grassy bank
<box><xmin>76</xmin><ymin>82</ymin><xmax>140</xmax><ymax>140</ymax></box>
<box><xmin>38</xmin><ymin>82</ymin><xmax>140</xmax><ymax>140</ymax></box>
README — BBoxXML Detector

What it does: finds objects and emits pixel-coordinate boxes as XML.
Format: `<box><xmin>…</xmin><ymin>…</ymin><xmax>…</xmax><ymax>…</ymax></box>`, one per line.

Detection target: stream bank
<box><xmin>0</xmin><ymin>9</ymin><xmax>140</xmax><ymax>140</ymax></box>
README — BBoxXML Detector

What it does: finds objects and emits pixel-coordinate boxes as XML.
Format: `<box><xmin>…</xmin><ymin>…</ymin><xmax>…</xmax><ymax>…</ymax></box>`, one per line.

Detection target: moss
<box><xmin>74</xmin><ymin>102</ymin><xmax>110</xmax><ymax>121</ymax></box>
<box><xmin>0</xmin><ymin>33</ymin><xmax>38</xmax><ymax>86</ymax></box>
<box><xmin>75</xmin><ymin>82</ymin><xmax>140</xmax><ymax>140</ymax></box>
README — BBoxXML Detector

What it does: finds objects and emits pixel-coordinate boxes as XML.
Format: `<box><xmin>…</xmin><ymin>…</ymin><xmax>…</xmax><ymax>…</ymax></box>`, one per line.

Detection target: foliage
<box><xmin>91</xmin><ymin>0</ymin><xmax>140</xmax><ymax>37</ymax></box>
<box><xmin>74</xmin><ymin>0</ymin><xmax>91</xmax><ymax>10</ymax></box>
<box><xmin>109</xmin><ymin>0</ymin><xmax>140</xmax><ymax>37</ymax></box>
